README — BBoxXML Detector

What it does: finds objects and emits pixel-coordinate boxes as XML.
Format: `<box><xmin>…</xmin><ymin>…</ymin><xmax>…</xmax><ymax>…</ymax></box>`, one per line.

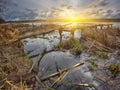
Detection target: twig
<box><xmin>0</xmin><ymin>84</ymin><xmax>4</xmax><ymax>89</ymax></box>
<box><xmin>6</xmin><ymin>81</ymin><xmax>19</xmax><ymax>89</ymax></box>
<box><xmin>55</xmin><ymin>62</ymin><xmax>61</xmax><ymax>75</ymax></box>
<box><xmin>40</xmin><ymin>62</ymin><xmax>84</xmax><ymax>82</ymax></box>
<box><xmin>35</xmin><ymin>75</ymin><xmax>54</xmax><ymax>90</ymax></box>
<box><xmin>28</xmin><ymin>63</ymin><xmax>36</xmax><ymax>73</ymax></box>
<box><xmin>73</xmin><ymin>83</ymin><xmax>99</xmax><ymax>90</ymax></box>
<box><xmin>51</xmin><ymin>72</ymin><xmax>68</xmax><ymax>88</ymax></box>
<box><xmin>86</xmin><ymin>37</ymin><xmax>113</xmax><ymax>52</ymax></box>
<box><xmin>0</xmin><ymin>78</ymin><xmax>7</xmax><ymax>83</ymax></box>
<box><xmin>87</xmin><ymin>40</ymin><xmax>96</xmax><ymax>52</ymax></box>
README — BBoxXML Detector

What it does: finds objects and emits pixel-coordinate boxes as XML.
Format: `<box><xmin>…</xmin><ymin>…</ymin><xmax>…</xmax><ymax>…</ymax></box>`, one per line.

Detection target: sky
<box><xmin>0</xmin><ymin>0</ymin><xmax>120</xmax><ymax>20</ymax></box>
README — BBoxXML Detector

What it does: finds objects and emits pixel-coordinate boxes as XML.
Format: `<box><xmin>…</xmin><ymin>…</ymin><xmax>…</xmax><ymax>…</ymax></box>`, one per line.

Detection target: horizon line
<box><xmin>6</xmin><ymin>18</ymin><xmax>120</xmax><ymax>23</ymax></box>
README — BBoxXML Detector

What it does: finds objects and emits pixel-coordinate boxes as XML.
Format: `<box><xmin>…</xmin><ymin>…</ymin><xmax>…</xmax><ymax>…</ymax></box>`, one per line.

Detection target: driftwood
<box><xmin>87</xmin><ymin>40</ymin><xmax>96</xmax><ymax>52</ymax></box>
<box><xmin>50</xmin><ymin>72</ymin><xmax>68</xmax><ymax>88</ymax></box>
<box><xmin>83</xmin><ymin>37</ymin><xmax>114</xmax><ymax>52</ymax></box>
<box><xmin>40</xmin><ymin>62</ymin><xmax>84</xmax><ymax>82</ymax></box>
<box><xmin>94</xmin><ymin>39</ymin><xmax>113</xmax><ymax>52</ymax></box>
<box><xmin>7</xmin><ymin>29</ymin><xmax>55</xmax><ymax>45</ymax></box>
<box><xmin>73</xmin><ymin>83</ymin><xmax>99</xmax><ymax>90</ymax></box>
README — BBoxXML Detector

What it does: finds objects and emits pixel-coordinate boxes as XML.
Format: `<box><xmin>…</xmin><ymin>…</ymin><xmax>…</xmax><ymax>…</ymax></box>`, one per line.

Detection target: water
<box><xmin>25</xmin><ymin>22</ymin><xmax>120</xmax><ymax>27</ymax></box>
<box><xmin>23</xmin><ymin>22</ymin><xmax>120</xmax><ymax>90</ymax></box>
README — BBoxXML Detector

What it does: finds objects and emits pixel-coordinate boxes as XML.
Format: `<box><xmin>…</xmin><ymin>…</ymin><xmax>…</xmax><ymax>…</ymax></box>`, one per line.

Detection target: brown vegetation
<box><xmin>81</xmin><ymin>27</ymin><xmax>120</xmax><ymax>53</ymax></box>
<box><xmin>0</xmin><ymin>25</ymin><xmax>32</xmax><ymax>89</ymax></box>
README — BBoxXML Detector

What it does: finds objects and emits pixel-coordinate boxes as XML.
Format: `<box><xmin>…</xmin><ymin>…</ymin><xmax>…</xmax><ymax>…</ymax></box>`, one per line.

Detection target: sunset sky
<box><xmin>1</xmin><ymin>0</ymin><xmax>120</xmax><ymax>20</ymax></box>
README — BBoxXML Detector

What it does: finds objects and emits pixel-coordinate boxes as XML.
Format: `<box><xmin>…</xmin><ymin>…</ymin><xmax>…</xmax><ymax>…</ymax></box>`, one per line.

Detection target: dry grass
<box><xmin>81</xmin><ymin>27</ymin><xmax>120</xmax><ymax>49</ymax></box>
<box><xmin>4</xmin><ymin>80</ymin><xmax>29</xmax><ymax>90</ymax></box>
<box><xmin>0</xmin><ymin>25</ymin><xmax>19</xmax><ymax>45</ymax></box>
<box><xmin>0</xmin><ymin>24</ymin><xmax>33</xmax><ymax>89</ymax></box>
<box><xmin>0</xmin><ymin>52</ymin><xmax>32</xmax><ymax>89</ymax></box>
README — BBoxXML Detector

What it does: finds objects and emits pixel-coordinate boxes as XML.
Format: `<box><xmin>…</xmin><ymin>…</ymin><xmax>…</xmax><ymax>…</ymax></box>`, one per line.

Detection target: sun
<box><xmin>58</xmin><ymin>9</ymin><xmax>80</xmax><ymax>22</ymax></box>
<box><xmin>57</xmin><ymin>8</ymin><xmax>91</xmax><ymax>22</ymax></box>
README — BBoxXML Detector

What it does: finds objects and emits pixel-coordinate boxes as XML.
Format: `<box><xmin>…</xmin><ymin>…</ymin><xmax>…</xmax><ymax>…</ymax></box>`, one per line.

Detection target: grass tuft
<box><xmin>58</xmin><ymin>38</ymin><xmax>84</xmax><ymax>55</ymax></box>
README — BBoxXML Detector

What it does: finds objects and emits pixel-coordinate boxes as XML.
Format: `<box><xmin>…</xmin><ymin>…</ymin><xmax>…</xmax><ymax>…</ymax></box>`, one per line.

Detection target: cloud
<box><xmin>98</xmin><ymin>0</ymin><xmax>109</xmax><ymax>7</ymax></box>
<box><xmin>0</xmin><ymin>0</ymin><xmax>39</xmax><ymax>20</ymax></box>
<box><xmin>1</xmin><ymin>0</ymin><xmax>120</xmax><ymax>20</ymax></box>
<box><xmin>116</xmin><ymin>10</ymin><xmax>120</xmax><ymax>13</ymax></box>
<box><xmin>112</xmin><ymin>9</ymin><xmax>120</xmax><ymax>18</ymax></box>
<box><xmin>79</xmin><ymin>0</ymin><xmax>120</xmax><ymax>18</ymax></box>
<box><xmin>113</xmin><ymin>13</ymin><xmax>120</xmax><ymax>18</ymax></box>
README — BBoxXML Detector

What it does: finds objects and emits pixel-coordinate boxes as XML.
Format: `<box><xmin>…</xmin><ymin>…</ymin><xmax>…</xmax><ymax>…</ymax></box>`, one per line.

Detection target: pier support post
<box><xmin>71</xmin><ymin>28</ymin><xmax>75</xmax><ymax>38</ymax></box>
<box><xmin>94</xmin><ymin>26</ymin><xmax>97</xmax><ymax>30</ymax></box>
<box><xmin>100</xmin><ymin>25</ymin><xmax>103</xmax><ymax>30</ymax></box>
<box><xmin>59</xmin><ymin>27</ymin><xmax>63</xmax><ymax>46</ymax></box>
<box><xmin>110</xmin><ymin>24</ymin><xmax>113</xmax><ymax>28</ymax></box>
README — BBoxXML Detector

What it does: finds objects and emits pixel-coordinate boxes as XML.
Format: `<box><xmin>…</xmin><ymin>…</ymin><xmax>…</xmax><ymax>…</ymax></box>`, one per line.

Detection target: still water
<box><xmin>23</xmin><ymin>22</ymin><xmax>120</xmax><ymax>90</ymax></box>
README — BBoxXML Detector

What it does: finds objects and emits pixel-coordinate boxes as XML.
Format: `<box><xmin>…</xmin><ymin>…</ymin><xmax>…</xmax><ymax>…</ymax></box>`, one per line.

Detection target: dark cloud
<box><xmin>0</xmin><ymin>0</ymin><xmax>7</xmax><ymax>12</ymax></box>
<box><xmin>2</xmin><ymin>10</ymin><xmax>38</xmax><ymax>20</ymax></box>
<box><xmin>107</xmin><ymin>10</ymin><xmax>113</xmax><ymax>14</ymax></box>
<box><xmin>88</xmin><ymin>0</ymin><xmax>109</xmax><ymax>8</ymax></box>
<box><xmin>83</xmin><ymin>0</ymin><xmax>119</xmax><ymax>18</ymax></box>
<box><xmin>112</xmin><ymin>13</ymin><xmax>120</xmax><ymax>18</ymax></box>
<box><xmin>116</xmin><ymin>10</ymin><xmax>120</xmax><ymax>12</ymax></box>
<box><xmin>98</xmin><ymin>0</ymin><xmax>109</xmax><ymax>6</ymax></box>
<box><xmin>0</xmin><ymin>0</ymin><xmax>38</xmax><ymax>20</ymax></box>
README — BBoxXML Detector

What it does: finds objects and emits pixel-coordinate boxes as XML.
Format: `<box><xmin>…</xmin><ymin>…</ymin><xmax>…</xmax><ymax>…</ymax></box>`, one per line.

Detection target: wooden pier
<box><xmin>2</xmin><ymin>23</ymin><xmax>113</xmax><ymax>45</ymax></box>
<box><xmin>58</xmin><ymin>23</ymin><xmax>113</xmax><ymax>38</ymax></box>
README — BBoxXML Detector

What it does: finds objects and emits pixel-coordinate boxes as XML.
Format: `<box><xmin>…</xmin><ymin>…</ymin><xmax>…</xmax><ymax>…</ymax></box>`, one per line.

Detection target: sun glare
<box><xmin>58</xmin><ymin>9</ymin><xmax>80</xmax><ymax>22</ymax></box>
<box><xmin>58</xmin><ymin>9</ymin><xmax>88</xmax><ymax>22</ymax></box>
